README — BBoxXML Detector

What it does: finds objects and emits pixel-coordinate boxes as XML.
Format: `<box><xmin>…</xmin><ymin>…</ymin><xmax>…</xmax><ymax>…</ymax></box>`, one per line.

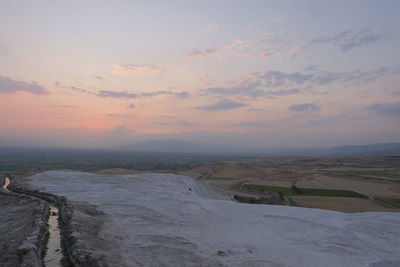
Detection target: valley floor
<box><xmin>19</xmin><ymin>170</ymin><xmax>400</xmax><ymax>267</ymax></box>
<box><xmin>179</xmin><ymin>157</ymin><xmax>400</xmax><ymax>212</ymax></box>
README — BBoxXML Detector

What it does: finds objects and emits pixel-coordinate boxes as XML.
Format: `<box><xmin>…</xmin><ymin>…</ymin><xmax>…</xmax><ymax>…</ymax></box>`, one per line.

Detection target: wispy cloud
<box><xmin>200</xmin><ymin>70</ymin><xmax>311</xmax><ymax>98</ymax></box>
<box><xmin>257</xmin><ymin>71</ymin><xmax>313</xmax><ymax>87</ymax></box>
<box><xmin>97</xmin><ymin>90</ymin><xmax>189</xmax><ymax>99</ymax></box>
<box><xmin>231</xmin><ymin>121</ymin><xmax>267</xmax><ymax>128</ymax></box>
<box><xmin>201</xmin><ymin>67</ymin><xmax>393</xmax><ymax>99</ymax></box>
<box><xmin>98</xmin><ymin>90</ymin><xmax>139</xmax><ymax>98</ymax></box>
<box><xmin>141</xmin><ymin>90</ymin><xmax>189</xmax><ymax>98</ymax></box>
<box><xmin>222</xmin><ymin>39</ymin><xmax>253</xmax><ymax>58</ymax></box>
<box><xmin>289</xmin><ymin>103</ymin><xmax>320</xmax><ymax>112</ymax></box>
<box><xmin>257</xmin><ymin>28</ymin><xmax>385</xmax><ymax>61</ymax></box>
<box><xmin>154</xmin><ymin>119</ymin><xmax>196</xmax><ymax>126</ymax></box>
<box><xmin>112</xmin><ymin>64</ymin><xmax>161</xmax><ymax>75</ymax></box>
<box><xmin>0</xmin><ymin>76</ymin><xmax>48</xmax><ymax>95</ymax></box>
<box><xmin>186</xmin><ymin>47</ymin><xmax>219</xmax><ymax>59</ymax></box>
<box><xmin>202</xmin><ymin>84</ymin><xmax>300</xmax><ymax>99</ymax></box>
<box><xmin>55</xmin><ymin>81</ymin><xmax>94</xmax><ymax>95</ymax></box>
<box><xmin>369</xmin><ymin>102</ymin><xmax>400</xmax><ymax>115</ymax></box>
<box><xmin>197</xmin><ymin>99</ymin><xmax>248</xmax><ymax>110</ymax></box>
<box><xmin>187</xmin><ymin>39</ymin><xmax>254</xmax><ymax>60</ymax></box>
<box><xmin>312</xmin><ymin>28</ymin><xmax>385</xmax><ymax>53</ymax></box>
<box><xmin>159</xmin><ymin>115</ymin><xmax>177</xmax><ymax>119</ymax></box>
<box><xmin>56</xmin><ymin>80</ymin><xmax>190</xmax><ymax>100</ymax></box>
<box><xmin>259</xmin><ymin>32</ymin><xmax>303</xmax><ymax>60</ymax></box>
<box><xmin>70</xmin><ymin>86</ymin><xmax>90</xmax><ymax>93</ymax></box>
<box><xmin>313</xmin><ymin>67</ymin><xmax>389</xmax><ymax>86</ymax></box>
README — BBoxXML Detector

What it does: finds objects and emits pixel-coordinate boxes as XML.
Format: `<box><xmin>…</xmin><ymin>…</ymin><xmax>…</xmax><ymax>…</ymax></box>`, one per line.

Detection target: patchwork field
<box><xmin>181</xmin><ymin>157</ymin><xmax>400</xmax><ymax>212</ymax></box>
<box><xmin>291</xmin><ymin>196</ymin><xmax>397</xmax><ymax>213</ymax></box>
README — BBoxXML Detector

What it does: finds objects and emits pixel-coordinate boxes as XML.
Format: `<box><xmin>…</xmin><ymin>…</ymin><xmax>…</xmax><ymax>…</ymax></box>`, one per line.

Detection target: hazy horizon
<box><xmin>1</xmin><ymin>0</ymin><xmax>400</xmax><ymax>148</ymax></box>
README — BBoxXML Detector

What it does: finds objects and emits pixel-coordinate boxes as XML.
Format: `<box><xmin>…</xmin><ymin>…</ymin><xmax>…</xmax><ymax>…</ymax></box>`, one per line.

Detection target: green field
<box><xmin>243</xmin><ymin>184</ymin><xmax>368</xmax><ymax>198</ymax></box>
<box><xmin>375</xmin><ymin>198</ymin><xmax>400</xmax><ymax>208</ymax></box>
<box><xmin>320</xmin><ymin>169</ymin><xmax>400</xmax><ymax>178</ymax></box>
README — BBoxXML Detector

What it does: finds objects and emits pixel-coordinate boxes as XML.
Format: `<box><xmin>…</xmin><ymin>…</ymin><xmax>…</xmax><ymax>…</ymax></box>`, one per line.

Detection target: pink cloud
<box><xmin>259</xmin><ymin>53</ymin><xmax>270</xmax><ymax>59</ymax></box>
<box><xmin>233</xmin><ymin>39</ymin><xmax>247</xmax><ymax>44</ymax></box>
<box><xmin>384</xmin><ymin>91</ymin><xmax>400</xmax><ymax>98</ymax></box>
<box><xmin>259</xmin><ymin>52</ymin><xmax>282</xmax><ymax>60</ymax></box>
<box><xmin>222</xmin><ymin>39</ymin><xmax>254</xmax><ymax>59</ymax></box>
<box><xmin>112</xmin><ymin>64</ymin><xmax>161</xmax><ymax>75</ymax></box>
<box><xmin>259</xmin><ymin>46</ymin><xmax>300</xmax><ymax>60</ymax></box>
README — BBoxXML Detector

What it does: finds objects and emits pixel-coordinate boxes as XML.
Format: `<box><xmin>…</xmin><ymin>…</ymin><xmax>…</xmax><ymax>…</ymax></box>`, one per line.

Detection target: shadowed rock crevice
<box><xmin>1</xmin><ymin>176</ymin><xmax>50</xmax><ymax>267</ymax></box>
<box><xmin>8</xmin><ymin>176</ymin><xmax>111</xmax><ymax>267</ymax></box>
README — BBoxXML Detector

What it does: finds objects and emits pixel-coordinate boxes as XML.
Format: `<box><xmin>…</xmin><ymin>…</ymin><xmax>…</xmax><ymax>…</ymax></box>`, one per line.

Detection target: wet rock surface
<box><xmin>0</xmin><ymin>188</ymin><xmax>49</xmax><ymax>267</ymax></box>
<box><xmin>9</xmin><ymin>180</ymin><xmax>110</xmax><ymax>267</ymax></box>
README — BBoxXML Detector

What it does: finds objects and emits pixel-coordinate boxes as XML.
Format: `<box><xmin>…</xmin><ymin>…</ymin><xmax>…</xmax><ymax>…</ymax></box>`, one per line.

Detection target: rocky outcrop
<box><xmin>17</xmin><ymin>202</ymin><xmax>50</xmax><ymax>267</ymax></box>
<box><xmin>234</xmin><ymin>191</ymin><xmax>285</xmax><ymax>205</ymax></box>
<box><xmin>9</xmin><ymin>178</ymin><xmax>106</xmax><ymax>267</ymax></box>
<box><xmin>0</xmin><ymin>183</ymin><xmax>49</xmax><ymax>267</ymax></box>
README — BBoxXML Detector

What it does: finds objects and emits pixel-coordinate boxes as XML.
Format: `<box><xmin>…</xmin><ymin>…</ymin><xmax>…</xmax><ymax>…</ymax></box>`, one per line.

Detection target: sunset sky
<box><xmin>1</xmin><ymin>0</ymin><xmax>400</xmax><ymax>148</ymax></box>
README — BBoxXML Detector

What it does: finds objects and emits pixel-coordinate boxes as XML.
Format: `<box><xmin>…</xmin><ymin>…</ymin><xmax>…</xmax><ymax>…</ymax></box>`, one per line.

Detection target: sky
<box><xmin>0</xmin><ymin>0</ymin><xmax>400</xmax><ymax>148</ymax></box>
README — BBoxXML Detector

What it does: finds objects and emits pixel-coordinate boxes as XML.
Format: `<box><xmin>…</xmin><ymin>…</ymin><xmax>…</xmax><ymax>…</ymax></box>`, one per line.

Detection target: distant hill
<box><xmin>123</xmin><ymin>139</ymin><xmax>202</xmax><ymax>153</ymax></box>
<box><xmin>119</xmin><ymin>139</ymin><xmax>253</xmax><ymax>154</ymax></box>
<box><xmin>119</xmin><ymin>139</ymin><xmax>400</xmax><ymax>156</ymax></box>
<box><xmin>1</xmin><ymin>140</ymin><xmax>399</xmax><ymax>157</ymax></box>
<box><xmin>324</xmin><ymin>143</ymin><xmax>400</xmax><ymax>156</ymax></box>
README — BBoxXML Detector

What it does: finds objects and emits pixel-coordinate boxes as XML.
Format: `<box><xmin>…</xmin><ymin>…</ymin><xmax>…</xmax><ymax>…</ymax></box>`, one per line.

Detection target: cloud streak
<box><xmin>202</xmin><ymin>84</ymin><xmax>301</xmax><ymax>98</ymax></box>
<box><xmin>197</xmin><ymin>99</ymin><xmax>248</xmax><ymax>110</ymax></box>
<box><xmin>97</xmin><ymin>90</ymin><xmax>190</xmax><ymax>99</ymax></box>
<box><xmin>154</xmin><ymin>119</ymin><xmax>196</xmax><ymax>126</ymax></box>
<box><xmin>369</xmin><ymin>102</ymin><xmax>400</xmax><ymax>115</ymax></box>
<box><xmin>56</xmin><ymin>81</ymin><xmax>190</xmax><ymax>100</ymax></box>
<box><xmin>113</xmin><ymin>64</ymin><xmax>161</xmax><ymax>75</ymax></box>
<box><xmin>0</xmin><ymin>76</ymin><xmax>48</xmax><ymax>95</ymax></box>
<box><xmin>186</xmin><ymin>47</ymin><xmax>219</xmax><ymax>59</ymax></box>
<box><xmin>98</xmin><ymin>90</ymin><xmax>139</xmax><ymax>98</ymax></box>
<box><xmin>289</xmin><ymin>103</ymin><xmax>320</xmax><ymax>112</ymax></box>
<box><xmin>141</xmin><ymin>90</ymin><xmax>189</xmax><ymax>98</ymax></box>
<box><xmin>312</xmin><ymin>28</ymin><xmax>384</xmax><ymax>53</ymax></box>
<box><xmin>201</xmin><ymin>67</ymin><xmax>393</xmax><ymax>99</ymax></box>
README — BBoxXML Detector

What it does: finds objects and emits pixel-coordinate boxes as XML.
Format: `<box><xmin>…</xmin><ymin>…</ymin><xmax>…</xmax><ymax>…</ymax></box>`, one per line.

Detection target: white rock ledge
<box><xmin>28</xmin><ymin>171</ymin><xmax>400</xmax><ymax>267</ymax></box>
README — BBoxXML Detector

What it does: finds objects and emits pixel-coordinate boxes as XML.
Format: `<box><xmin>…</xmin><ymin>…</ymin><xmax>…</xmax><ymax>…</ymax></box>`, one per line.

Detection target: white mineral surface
<box><xmin>28</xmin><ymin>171</ymin><xmax>400</xmax><ymax>267</ymax></box>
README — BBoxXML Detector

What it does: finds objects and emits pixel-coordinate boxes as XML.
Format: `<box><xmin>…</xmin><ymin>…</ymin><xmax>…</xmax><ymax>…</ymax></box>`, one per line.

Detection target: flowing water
<box><xmin>2</xmin><ymin>177</ymin><xmax>10</xmax><ymax>190</ymax></box>
<box><xmin>3</xmin><ymin>176</ymin><xmax>62</xmax><ymax>266</ymax></box>
<box><xmin>43</xmin><ymin>206</ymin><xmax>62</xmax><ymax>267</ymax></box>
